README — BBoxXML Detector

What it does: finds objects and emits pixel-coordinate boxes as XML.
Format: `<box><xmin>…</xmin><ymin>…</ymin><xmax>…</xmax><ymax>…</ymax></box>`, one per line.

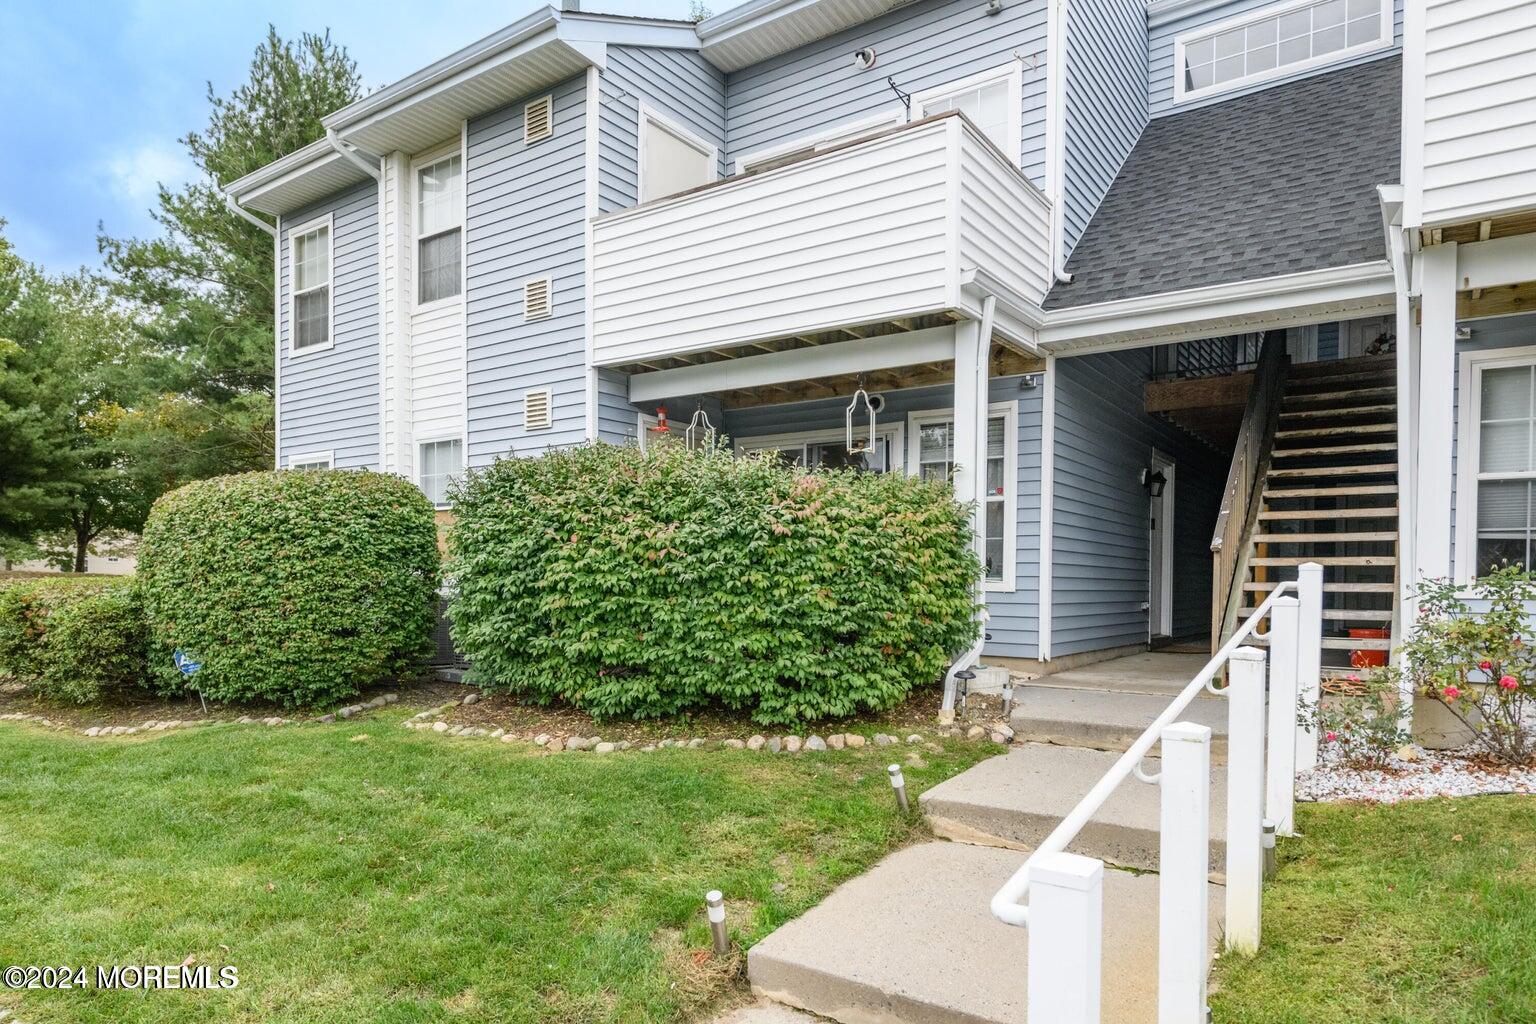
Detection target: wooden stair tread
<box><xmin>1275</xmin><ymin>423</ymin><xmax>1396</xmax><ymax>439</ymax></box>
<box><xmin>1258</xmin><ymin>506</ymin><xmax>1398</xmax><ymax>520</ymax></box>
<box><xmin>1268</xmin><ymin>463</ymin><xmax>1398</xmax><ymax>478</ymax></box>
<box><xmin>1272</xmin><ymin>442</ymin><xmax>1398</xmax><ymax>457</ymax></box>
<box><xmin>1279</xmin><ymin>404</ymin><xmax>1396</xmax><ymax>421</ymax></box>
<box><xmin>1240</xmin><ymin>607</ymin><xmax>1393</xmax><ymax>621</ymax></box>
<box><xmin>1264</xmin><ymin>484</ymin><xmax>1398</xmax><ymax>498</ymax></box>
<box><xmin>1287</xmin><ymin>356</ymin><xmax>1396</xmax><ymax>377</ymax></box>
<box><xmin>1249</xmin><ymin>555</ymin><xmax>1395</xmax><ymax>567</ymax></box>
<box><xmin>1251</xmin><ymin>531</ymin><xmax>1397</xmax><ymax>543</ymax></box>
<box><xmin>1246</xmin><ymin>635</ymin><xmax>1393</xmax><ymax>650</ymax></box>
<box><xmin>1288</xmin><ymin>372</ymin><xmax>1396</xmax><ymax>390</ymax></box>
<box><xmin>1284</xmin><ymin>386</ymin><xmax>1396</xmax><ymax>405</ymax></box>
<box><xmin>1244</xmin><ymin>580</ymin><xmax>1395</xmax><ymax>593</ymax></box>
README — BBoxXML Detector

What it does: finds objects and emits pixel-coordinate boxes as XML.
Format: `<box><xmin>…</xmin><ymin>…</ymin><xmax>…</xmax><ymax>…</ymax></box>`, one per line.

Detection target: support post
<box><xmin>1158</xmin><ymin>722</ymin><xmax>1211</xmax><ymax>1024</ymax></box>
<box><xmin>951</xmin><ymin>317</ymin><xmax>990</xmax><ymax>569</ymax></box>
<box><xmin>1027</xmin><ymin>852</ymin><xmax>1103</xmax><ymax>1024</ymax></box>
<box><xmin>1225</xmin><ymin>646</ymin><xmax>1267</xmax><ymax>955</ymax></box>
<box><xmin>1265</xmin><ymin>596</ymin><xmax>1300</xmax><ymax>836</ymax></box>
<box><xmin>1295</xmin><ymin>562</ymin><xmax>1323</xmax><ymax>773</ymax></box>
<box><xmin>1415</xmin><ymin>243</ymin><xmax>1458</xmax><ymax>585</ymax></box>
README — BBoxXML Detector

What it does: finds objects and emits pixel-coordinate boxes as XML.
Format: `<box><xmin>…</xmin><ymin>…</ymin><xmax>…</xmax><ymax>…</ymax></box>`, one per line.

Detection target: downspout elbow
<box><xmin>325</xmin><ymin>127</ymin><xmax>383</xmax><ymax>181</ymax></box>
<box><xmin>224</xmin><ymin>192</ymin><xmax>275</xmax><ymax>237</ymax></box>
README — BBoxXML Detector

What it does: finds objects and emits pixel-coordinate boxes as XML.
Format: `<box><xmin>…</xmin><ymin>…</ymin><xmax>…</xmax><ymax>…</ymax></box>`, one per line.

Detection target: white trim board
<box><xmin>734</xmin><ymin>109</ymin><xmax>904</xmax><ymax>174</ymax></box>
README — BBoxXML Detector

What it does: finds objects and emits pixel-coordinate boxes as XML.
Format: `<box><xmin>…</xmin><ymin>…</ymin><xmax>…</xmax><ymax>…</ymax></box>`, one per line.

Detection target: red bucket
<box><xmin>1349</xmin><ymin>627</ymin><xmax>1390</xmax><ymax>668</ymax></box>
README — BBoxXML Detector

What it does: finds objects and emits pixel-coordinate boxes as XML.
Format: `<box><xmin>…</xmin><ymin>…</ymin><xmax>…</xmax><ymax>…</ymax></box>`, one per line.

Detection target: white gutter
<box><xmin>224</xmin><ymin>193</ymin><xmax>275</xmax><ymax>237</ymax></box>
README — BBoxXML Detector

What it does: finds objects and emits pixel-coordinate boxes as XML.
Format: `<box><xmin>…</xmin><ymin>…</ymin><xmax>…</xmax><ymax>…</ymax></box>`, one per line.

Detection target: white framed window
<box><xmin>1173</xmin><ymin>0</ymin><xmax>1392</xmax><ymax>104</ymax></box>
<box><xmin>419</xmin><ymin>437</ymin><xmax>463</xmax><ymax>508</ymax></box>
<box><xmin>912</xmin><ymin>63</ymin><xmax>1023</xmax><ymax>163</ymax></box>
<box><xmin>288</xmin><ymin>215</ymin><xmax>333</xmax><ymax>354</ymax></box>
<box><xmin>735</xmin><ymin>423</ymin><xmax>907</xmax><ymax>475</ymax></box>
<box><xmin>1455</xmin><ymin>346</ymin><xmax>1536</xmax><ymax>580</ymax></box>
<box><xmin>735</xmin><ymin>109</ymin><xmax>906</xmax><ymax>174</ymax></box>
<box><xmin>414</xmin><ymin>148</ymin><xmax>463</xmax><ymax>307</ymax></box>
<box><xmin>906</xmin><ymin>403</ymin><xmax>1018</xmax><ymax>590</ymax></box>
<box><xmin>638</xmin><ymin>103</ymin><xmax>718</xmax><ymax>204</ymax></box>
<box><xmin>288</xmin><ymin>452</ymin><xmax>334</xmax><ymax>470</ymax></box>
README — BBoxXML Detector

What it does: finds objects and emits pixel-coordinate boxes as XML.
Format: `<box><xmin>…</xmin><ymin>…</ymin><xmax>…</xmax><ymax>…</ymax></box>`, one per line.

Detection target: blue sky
<box><xmin>1</xmin><ymin>0</ymin><xmax>723</xmax><ymax>274</ymax></box>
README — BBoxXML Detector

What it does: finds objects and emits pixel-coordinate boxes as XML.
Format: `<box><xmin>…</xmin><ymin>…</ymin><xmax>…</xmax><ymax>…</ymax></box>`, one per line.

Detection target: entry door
<box><xmin>1148</xmin><ymin>451</ymin><xmax>1176</xmax><ymax>640</ymax></box>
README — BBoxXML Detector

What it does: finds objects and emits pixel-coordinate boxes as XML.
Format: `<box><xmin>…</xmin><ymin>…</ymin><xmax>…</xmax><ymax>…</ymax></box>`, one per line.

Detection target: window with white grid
<box><xmin>416</xmin><ymin>153</ymin><xmax>463</xmax><ymax>305</ymax></box>
<box><xmin>419</xmin><ymin>438</ymin><xmax>463</xmax><ymax>508</ymax></box>
<box><xmin>913</xmin><ymin>414</ymin><xmax>1011</xmax><ymax>583</ymax></box>
<box><xmin>290</xmin><ymin>222</ymin><xmax>331</xmax><ymax>351</ymax></box>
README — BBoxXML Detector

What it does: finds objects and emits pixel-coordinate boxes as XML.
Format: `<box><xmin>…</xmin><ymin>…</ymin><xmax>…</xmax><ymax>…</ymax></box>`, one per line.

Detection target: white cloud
<box><xmin>101</xmin><ymin>141</ymin><xmax>197</xmax><ymax>209</ymax></box>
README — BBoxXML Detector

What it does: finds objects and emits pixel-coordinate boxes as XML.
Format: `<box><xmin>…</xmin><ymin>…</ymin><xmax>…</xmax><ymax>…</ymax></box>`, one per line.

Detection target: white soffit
<box><xmin>698</xmin><ymin>0</ymin><xmax>915</xmax><ymax>72</ymax></box>
<box><xmin>226</xmin><ymin>141</ymin><xmax>373</xmax><ymax>217</ymax></box>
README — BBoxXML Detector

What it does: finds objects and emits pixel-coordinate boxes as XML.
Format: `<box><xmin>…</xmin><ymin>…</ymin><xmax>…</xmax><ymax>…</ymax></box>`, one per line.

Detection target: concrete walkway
<box><xmin>1031</xmin><ymin>651</ymin><xmax>1212</xmax><ymax>697</ymax></box>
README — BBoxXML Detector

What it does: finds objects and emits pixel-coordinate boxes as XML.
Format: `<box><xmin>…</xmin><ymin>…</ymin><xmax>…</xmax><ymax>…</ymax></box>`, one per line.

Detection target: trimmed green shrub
<box><xmin>138</xmin><ymin>470</ymin><xmax>440</xmax><ymax>707</ymax></box>
<box><xmin>0</xmin><ymin>576</ymin><xmax>150</xmax><ymax>703</ymax></box>
<box><xmin>448</xmin><ymin>442</ymin><xmax>980</xmax><ymax>725</ymax></box>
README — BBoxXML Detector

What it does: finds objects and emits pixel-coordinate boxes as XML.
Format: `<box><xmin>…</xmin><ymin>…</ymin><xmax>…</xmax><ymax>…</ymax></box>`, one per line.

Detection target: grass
<box><xmin>1212</xmin><ymin>796</ymin><xmax>1536</xmax><ymax>1024</ymax></box>
<box><xmin>0</xmin><ymin>713</ymin><xmax>991</xmax><ymax>1024</ymax></box>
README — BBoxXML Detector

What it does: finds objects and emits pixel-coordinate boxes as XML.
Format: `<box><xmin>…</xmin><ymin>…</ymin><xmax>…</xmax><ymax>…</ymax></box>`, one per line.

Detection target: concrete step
<box><xmin>748</xmin><ymin>842</ymin><xmax>1221</xmax><ymax>1024</ymax></box>
<box><xmin>921</xmin><ymin>744</ymin><xmax>1227</xmax><ymax>872</ymax></box>
<box><xmin>1009</xmin><ymin>685</ymin><xmax>1228</xmax><ymax>762</ymax></box>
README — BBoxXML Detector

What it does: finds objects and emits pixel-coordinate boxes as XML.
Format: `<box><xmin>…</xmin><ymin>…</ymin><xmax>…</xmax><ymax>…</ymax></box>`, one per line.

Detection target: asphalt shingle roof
<box><xmin>1044</xmin><ymin>55</ymin><xmax>1402</xmax><ymax>310</ymax></box>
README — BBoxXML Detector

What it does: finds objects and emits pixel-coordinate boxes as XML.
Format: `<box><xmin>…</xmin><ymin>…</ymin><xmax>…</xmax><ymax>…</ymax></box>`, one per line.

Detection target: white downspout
<box><xmin>1044</xmin><ymin>0</ymin><xmax>1073</xmax><ymax>284</ymax></box>
<box><xmin>224</xmin><ymin>193</ymin><xmax>275</xmax><ymax>236</ymax></box>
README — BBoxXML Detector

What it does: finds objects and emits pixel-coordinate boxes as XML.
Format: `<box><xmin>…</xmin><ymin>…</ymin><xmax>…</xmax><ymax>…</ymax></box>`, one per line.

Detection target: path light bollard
<box><xmin>888</xmin><ymin>764</ymin><xmax>910</xmax><ymax>814</ymax></box>
<box><xmin>1262</xmin><ymin>819</ymin><xmax>1278</xmax><ymax>881</ymax></box>
<box><xmin>706</xmin><ymin>890</ymin><xmax>729</xmax><ymax>956</ymax></box>
<box><xmin>1001</xmin><ymin>680</ymin><xmax>1015</xmax><ymax>718</ymax></box>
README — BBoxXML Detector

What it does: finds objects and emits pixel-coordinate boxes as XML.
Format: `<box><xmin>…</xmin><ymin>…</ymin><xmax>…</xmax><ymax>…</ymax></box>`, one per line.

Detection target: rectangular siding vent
<box><xmin>524</xmin><ymin>276</ymin><xmax>553</xmax><ymax>321</ymax></box>
<box><xmin>524</xmin><ymin>95</ymin><xmax>553</xmax><ymax>144</ymax></box>
<box><xmin>524</xmin><ymin>388</ymin><xmax>553</xmax><ymax>431</ymax></box>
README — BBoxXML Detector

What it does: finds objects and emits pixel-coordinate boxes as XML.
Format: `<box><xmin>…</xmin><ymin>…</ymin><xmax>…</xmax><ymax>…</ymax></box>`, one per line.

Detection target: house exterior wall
<box><xmin>1147</xmin><ymin>0</ymin><xmax>1404</xmax><ymax>117</ymax></box>
<box><xmin>464</xmin><ymin>74</ymin><xmax>589</xmax><ymax>465</ymax></box>
<box><xmin>597</xmin><ymin>45</ymin><xmax>728</xmax><ymax>215</ymax></box>
<box><xmin>1051</xmin><ymin>347</ymin><xmax>1225</xmax><ymax>654</ymax></box>
<box><xmin>1063</xmin><ymin>0</ymin><xmax>1148</xmax><ymax>255</ymax></box>
<box><xmin>276</xmin><ymin>181</ymin><xmax>381</xmax><ymax>469</ymax></box>
<box><xmin>1448</xmin><ymin>312</ymin><xmax>1536</xmax><ymax>580</ymax></box>
<box><xmin>1406</xmin><ymin>0</ymin><xmax>1536</xmax><ymax>228</ymax></box>
<box><xmin>722</xmin><ymin>0</ymin><xmax>1050</xmax><ymax>187</ymax></box>
<box><xmin>723</xmin><ymin>376</ymin><xmax>1044</xmax><ymax>659</ymax></box>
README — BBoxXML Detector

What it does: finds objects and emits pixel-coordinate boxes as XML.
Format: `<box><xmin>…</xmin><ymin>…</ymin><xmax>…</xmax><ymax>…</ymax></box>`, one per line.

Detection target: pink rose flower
<box><xmin>1480</xmin><ymin>660</ymin><xmax>1493</xmax><ymax>672</ymax></box>
<box><xmin>1326</xmin><ymin>731</ymin><xmax>1338</xmax><ymax>742</ymax></box>
<box><xmin>1347</xmin><ymin>674</ymin><xmax>1361</xmax><ymax>683</ymax></box>
<box><xmin>1443</xmin><ymin>685</ymin><xmax>1463</xmax><ymax>700</ymax></box>
<box><xmin>1499</xmin><ymin>675</ymin><xmax>1519</xmax><ymax>690</ymax></box>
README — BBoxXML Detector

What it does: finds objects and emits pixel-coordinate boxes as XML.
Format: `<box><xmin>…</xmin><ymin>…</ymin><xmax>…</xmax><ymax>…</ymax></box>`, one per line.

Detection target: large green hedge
<box><xmin>138</xmin><ymin>470</ymin><xmax>440</xmax><ymax>706</ymax></box>
<box><xmin>448</xmin><ymin>442</ymin><xmax>980</xmax><ymax>725</ymax></box>
<box><xmin>0</xmin><ymin>576</ymin><xmax>150</xmax><ymax>704</ymax></box>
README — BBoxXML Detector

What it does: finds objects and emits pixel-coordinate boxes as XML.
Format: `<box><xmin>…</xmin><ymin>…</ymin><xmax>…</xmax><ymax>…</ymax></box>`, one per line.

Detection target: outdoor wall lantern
<box><xmin>1140</xmin><ymin>467</ymin><xmax>1167</xmax><ymax>498</ymax></box>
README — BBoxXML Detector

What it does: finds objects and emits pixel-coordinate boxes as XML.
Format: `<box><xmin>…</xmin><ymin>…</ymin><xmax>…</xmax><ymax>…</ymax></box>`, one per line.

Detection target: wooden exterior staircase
<box><xmin>1211</xmin><ymin>341</ymin><xmax>1399</xmax><ymax>666</ymax></box>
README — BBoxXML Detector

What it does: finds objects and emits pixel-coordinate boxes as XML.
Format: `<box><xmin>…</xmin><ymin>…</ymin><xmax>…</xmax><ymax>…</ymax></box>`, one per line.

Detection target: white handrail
<box><xmin>989</xmin><ymin>581</ymin><xmax>1299</xmax><ymax>928</ymax></box>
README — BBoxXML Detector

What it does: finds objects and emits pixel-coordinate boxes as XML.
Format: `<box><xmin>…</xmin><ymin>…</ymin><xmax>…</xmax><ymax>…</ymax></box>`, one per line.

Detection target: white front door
<box><xmin>1148</xmin><ymin>451</ymin><xmax>1176</xmax><ymax>640</ymax></box>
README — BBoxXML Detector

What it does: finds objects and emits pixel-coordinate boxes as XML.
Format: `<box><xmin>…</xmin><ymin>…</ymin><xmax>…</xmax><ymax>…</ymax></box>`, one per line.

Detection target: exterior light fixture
<box><xmin>1141</xmin><ymin>467</ymin><xmax>1167</xmax><ymax>498</ymax></box>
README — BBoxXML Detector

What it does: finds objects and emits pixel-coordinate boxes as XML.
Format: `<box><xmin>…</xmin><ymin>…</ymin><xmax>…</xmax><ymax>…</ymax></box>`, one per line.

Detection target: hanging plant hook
<box><xmin>845</xmin><ymin>382</ymin><xmax>877</xmax><ymax>456</ymax></box>
<box><xmin>685</xmin><ymin>405</ymin><xmax>715</xmax><ymax>450</ymax></box>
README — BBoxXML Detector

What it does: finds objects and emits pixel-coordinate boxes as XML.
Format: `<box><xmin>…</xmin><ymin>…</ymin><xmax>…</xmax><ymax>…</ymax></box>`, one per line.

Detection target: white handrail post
<box><xmin>1265</xmin><ymin>596</ymin><xmax>1301</xmax><ymax>837</ymax></box>
<box><xmin>1028</xmin><ymin>852</ymin><xmax>1103</xmax><ymax>1024</ymax></box>
<box><xmin>1225</xmin><ymin>646</ymin><xmax>1267</xmax><ymax>955</ymax></box>
<box><xmin>1295</xmin><ymin>562</ymin><xmax>1324</xmax><ymax>772</ymax></box>
<box><xmin>1158</xmin><ymin>722</ymin><xmax>1211</xmax><ymax>1024</ymax></box>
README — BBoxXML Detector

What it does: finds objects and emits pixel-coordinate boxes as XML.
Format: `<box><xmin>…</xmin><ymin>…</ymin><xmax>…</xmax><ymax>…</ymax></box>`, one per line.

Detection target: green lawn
<box><xmin>1212</xmin><ymin>796</ymin><xmax>1536</xmax><ymax>1024</ymax></box>
<box><xmin>0</xmin><ymin>714</ymin><xmax>990</xmax><ymax>1024</ymax></box>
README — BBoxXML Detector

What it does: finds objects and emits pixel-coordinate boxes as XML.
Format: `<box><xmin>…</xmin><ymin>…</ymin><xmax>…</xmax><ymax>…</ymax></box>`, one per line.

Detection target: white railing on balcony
<box><xmin>992</xmin><ymin>562</ymin><xmax>1324</xmax><ymax>1024</ymax></box>
<box><xmin>590</xmin><ymin>112</ymin><xmax>1052</xmax><ymax>368</ymax></box>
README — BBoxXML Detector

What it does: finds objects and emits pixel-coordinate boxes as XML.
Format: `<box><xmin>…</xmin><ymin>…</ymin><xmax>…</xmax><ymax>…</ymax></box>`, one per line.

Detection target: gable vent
<box><xmin>524</xmin><ymin>276</ymin><xmax>553</xmax><ymax>321</ymax></box>
<box><xmin>524</xmin><ymin>95</ymin><xmax>553</xmax><ymax>144</ymax></box>
<box><xmin>524</xmin><ymin>388</ymin><xmax>553</xmax><ymax>431</ymax></box>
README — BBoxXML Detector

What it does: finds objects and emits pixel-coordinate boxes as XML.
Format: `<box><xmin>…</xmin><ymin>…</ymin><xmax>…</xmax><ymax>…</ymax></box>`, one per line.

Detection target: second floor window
<box><xmin>416</xmin><ymin>153</ymin><xmax>463</xmax><ymax>305</ymax></box>
<box><xmin>1176</xmin><ymin>0</ymin><xmax>1390</xmax><ymax>102</ymax></box>
<box><xmin>914</xmin><ymin>64</ymin><xmax>1022</xmax><ymax>163</ymax></box>
<box><xmin>290</xmin><ymin>221</ymin><xmax>331</xmax><ymax>352</ymax></box>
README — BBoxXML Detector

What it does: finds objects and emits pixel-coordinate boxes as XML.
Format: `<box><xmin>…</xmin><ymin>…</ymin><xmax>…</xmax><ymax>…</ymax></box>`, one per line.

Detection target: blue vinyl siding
<box><xmin>1051</xmin><ymin>348</ymin><xmax>1226</xmax><ymax>654</ymax></box>
<box><xmin>724</xmin><ymin>378</ymin><xmax>1044</xmax><ymax>659</ymax></box>
<box><xmin>1148</xmin><ymin>0</ymin><xmax>1404</xmax><ymax>117</ymax></box>
<box><xmin>1063</xmin><ymin>0</ymin><xmax>1147</xmax><ymax>256</ymax></box>
<box><xmin>465</xmin><ymin>74</ymin><xmax>589</xmax><ymax>463</ymax></box>
<box><xmin>724</xmin><ymin>0</ymin><xmax>1050</xmax><ymax>187</ymax></box>
<box><xmin>598</xmin><ymin>45</ymin><xmax>728</xmax><ymax>215</ymax></box>
<box><xmin>276</xmin><ymin>182</ymin><xmax>380</xmax><ymax>469</ymax></box>
<box><xmin>597</xmin><ymin>367</ymin><xmax>641</xmax><ymax>444</ymax></box>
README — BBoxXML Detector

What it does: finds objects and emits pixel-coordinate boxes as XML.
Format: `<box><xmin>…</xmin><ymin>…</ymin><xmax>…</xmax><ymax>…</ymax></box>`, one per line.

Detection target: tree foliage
<box><xmin>98</xmin><ymin>27</ymin><xmax>362</xmax><ymax>478</ymax></box>
<box><xmin>449</xmin><ymin>442</ymin><xmax>981</xmax><ymax>725</ymax></box>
